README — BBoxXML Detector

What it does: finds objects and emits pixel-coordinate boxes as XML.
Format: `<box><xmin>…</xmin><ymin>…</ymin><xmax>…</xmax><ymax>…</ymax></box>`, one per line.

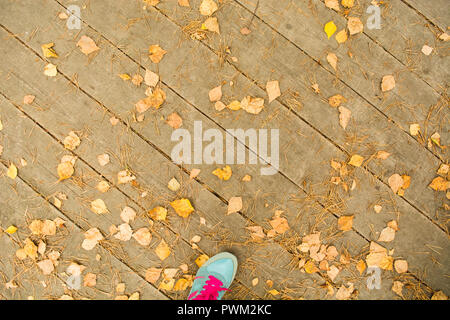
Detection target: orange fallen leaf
<box><xmin>212</xmin><ymin>165</ymin><xmax>232</xmax><ymax>180</ymax></box>
<box><xmin>381</xmin><ymin>75</ymin><xmax>395</xmax><ymax>92</ymax></box>
<box><xmin>266</xmin><ymin>80</ymin><xmax>281</xmax><ymax>103</ymax></box>
<box><xmin>170</xmin><ymin>198</ymin><xmax>195</xmax><ymax>218</ymax></box>
<box><xmin>76</xmin><ymin>35</ymin><xmax>100</xmax><ymax>55</ymax></box>
<box><xmin>166</xmin><ymin>112</ymin><xmax>183</xmax><ymax>129</ymax></box>
<box><xmin>227</xmin><ymin>197</ymin><xmax>242</xmax><ymax>215</ymax></box>
<box><xmin>155</xmin><ymin>239</ymin><xmax>171</xmax><ymax>261</ymax></box>
<box><xmin>338</xmin><ymin>215</ymin><xmax>354</xmax><ymax>231</ymax></box>
<box><xmin>148</xmin><ymin>45</ymin><xmax>167</xmax><ymax>63</ymax></box>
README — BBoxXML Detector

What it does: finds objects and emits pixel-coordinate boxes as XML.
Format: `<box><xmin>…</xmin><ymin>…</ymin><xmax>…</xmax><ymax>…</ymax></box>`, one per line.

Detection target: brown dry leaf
<box><xmin>212</xmin><ymin>165</ymin><xmax>232</xmax><ymax>180</ymax></box>
<box><xmin>381</xmin><ymin>75</ymin><xmax>395</xmax><ymax>92</ymax></box>
<box><xmin>347</xmin><ymin>17</ymin><xmax>363</xmax><ymax>35</ymax></box>
<box><xmin>155</xmin><ymin>239</ymin><xmax>171</xmax><ymax>261</ymax></box>
<box><xmin>91</xmin><ymin>199</ymin><xmax>108</xmax><ymax>214</ymax></box>
<box><xmin>328</xmin><ymin>94</ymin><xmax>346</xmax><ymax>107</ymax></box>
<box><xmin>338</xmin><ymin>106</ymin><xmax>351</xmax><ymax>130</ymax></box>
<box><xmin>178</xmin><ymin>0</ymin><xmax>190</xmax><ymax>7</ymax></box>
<box><xmin>392</xmin><ymin>281</ymin><xmax>404</xmax><ymax>297</ymax></box>
<box><xmin>37</xmin><ymin>259</ymin><xmax>54</xmax><ymax>275</ymax></box>
<box><xmin>199</xmin><ymin>0</ymin><xmax>218</xmax><ymax>16</ymax></box>
<box><xmin>394</xmin><ymin>260</ymin><xmax>408</xmax><ymax>274</ymax></box>
<box><xmin>170</xmin><ymin>198</ymin><xmax>195</xmax><ymax>218</ymax></box>
<box><xmin>327</xmin><ymin>52</ymin><xmax>338</xmax><ymax>71</ymax></box>
<box><xmin>63</xmin><ymin>131</ymin><xmax>80</xmax><ymax>150</ymax></box>
<box><xmin>195</xmin><ymin>254</ymin><xmax>209</xmax><ymax>267</ymax></box>
<box><xmin>24</xmin><ymin>238</ymin><xmax>38</xmax><ymax>260</ymax></box>
<box><xmin>120</xmin><ymin>206</ymin><xmax>136</xmax><ymax>223</ymax></box>
<box><xmin>117</xmin><ymin>170</ymin><xmax>136</xmax><ymax>184</ymax></box>
<box><xmin>269</xmin><ymin>217</ymin><xmax>290</xmax><ymax>234</ymax></box>
<box><xmin>335</xmin><ymin>29</ymin><xmax>348</xmax><ymax>43</ymax></box>
<box><xmin>348</xmin><ymin>155</ymin><xmax>364</xmax><ymax>167</ymax></box>
<box><xmin>133</xmin><ymin>228</ymin><xmax>152</xmax><ymax>246</ymax></box>
<box><xmin>388</xmin><ymin>174</ymin><xmax>404</xmax><ymax>194</ymax></box>
<box><xmin>378</xmin><ymin>226</ymin><xmax>395</xmax><ymax>242</ymax></box>
<box><xmin>376</xmin><ymin>151</ymin><xmax>390</xmax><ymax>160</ymax></box>
<box><xmin>23</xmin><ymin>94</ymin><xmax>35</xmax><ymax>105</ymax></box>
<box><xmin>76</xmin><ymin>35</ymin><xmax>100</xmax><ymax>55</ymax></box>
<box><xmin>241</xmin><ymin>96</ymin><xmax>264</xmax><ymax>115</ymax></box>
<box><xmin>44</xmin><ymin>63</ymin><xmax>57</xmax><ymax>77</ymax></box>
<box><xmin>136</xmin><ymin>87</ymin><xmax>166</xmax><ymax>112</ymax></box>
<box><xmin>114</xmin><ymin>223</ymin><xmax>133</xmax><ymax>241</ymax></box>
<box><xmin>83</xmin><ymin>273</ymin><xmax>97</xmax><ymax>287</ymax></box>
<box><xmin>204</xmin><ymin>17</ymin><xmax>220</xmax><ymax>34</ymax></box>
<box><xmin>97</xmin><ymin>154</ymin><xmax>110</xmax><ymax>166</ymax></box>
<box><xmin>266</xmin><ymin>80</ymin><xmax>281</xmax><ymax>103</ymax></box>
<box><xmin>6</xmin><ymin>163</ymin><xmax>17</xmax><ymax>180</ymax></box>
<box><xmin>42</xmin><ymin>220</ymin><xmax>56</xmax><ymax>236</ymax></box>
<box><xmin>208</xmin><ymin>86</ymin><xmax>222</xmax><ymax>102</ymax></box>
<box><xmin>149</xmin><ymin>206</ymin><xmax>168</xmax><ymax>221</ymax></box>
<box><xmin>325</xmin><ymin>0</ymin><xmax>340</xmax><ymax>11</ymax></box>
<box><xmin>335</xmin><ymin>283</ymin><xmax>354</xmax><ymax>300</ymax></box>
<box><xmin>166</xmin><ymin>112</ymin><xmax>183</xmax><ymax>129</ymax></box>
<box><xmin>429</xmin><ymin>177</ymin><xmax>449</xmax><ymax>191</ymax></box>
<box><xmin>132</xmin><ymin>74</ymin><xmax>143</xmax><ymax>86</ymax></box>
<box><xmin>96</xmin><ymin>181</ymin><xmax>110</xmax><ymax>193</ymax></box>
<box><xmin>145</xmin><ymin>268</ymin><xmax>162</xmax><ymax>283</ymax></box>
<box><xmin>246</xmin><ymin>226</ymin><xmax>265</xmax><ymax>241</ymax></box>
<box><xmin>144</xmin><ymin>69</ymin><xmax>159</xmax><ymax>87</ymax></box>
<box><xmin>148</xmin><ymin>45</ymin><xmax>167</xmax><ymax>63</ymax></box>
<box><xmin>338</xmin><ymin>215</ymin><xmax>354</xmax><ymax>231</ymax></box>
<box><xmin>227</xmin><ymin>197</ymin><xmax>242</xmax><ymax>215</ymax></box>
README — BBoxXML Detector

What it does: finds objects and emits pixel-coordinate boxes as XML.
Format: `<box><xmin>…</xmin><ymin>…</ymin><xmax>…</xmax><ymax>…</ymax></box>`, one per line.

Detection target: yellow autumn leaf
<box><xmin>149</xmin><ymin>45</ymin><xmax>167</xmax><ymax>63</ymax></box>
<box><xmin>7</xmin><ymin>163</ymin><xmax>17</xmax><ymax>179</ymax></box>
<box><xmin>149</xmin><ymin>206</ymin><xmax>168</xmax><ymax>220</ymax></box>
<box><xmin>158</xmin><ymin>279</ymin><xmax>175</xmax><ymax>291</ymax></box>
<box><xmin>170</xmin><ymin>198</ymin><xmax>194</xmax><ymax>218</ymax></box>
<box><xmin>268</xmin><ymin>289</ymin><xmax>280</xmax><ymax>296</ymax></box>
<box><xmin>304</xmin><ymin>260</ymin><xmax>319</xmax><ymax>273</ymax></box>
<box><xmin>173</xmin><ymin>278</ymin><xmax>190</xmax><ymax>291</ymax></box>
<box><xmin>5</xmin><ymin>225</ymin><xmax>18</xmax><ymax>234</ymax></box>
<box><xmin>195</xmin><ymin>254</ymin><xmax>209</xmax><ymax>267</ymax></box>
<box><xmin>212</xmin><ymin>165</ymin><xmax>232</xmax><ymax>180</ymax></box>
<box><xmin>429</xmin><ymin>177</ymin><xmax>449</xmax><ymax>191</ymax></box>
<box><xmin>348</xmin><ymin>155</ymin><xmax>364</xmax><ymax>167</ymax></box>
<box><xmin>356</xmin><ymin>259</ymin><xmax>366</xmax><ymax>275</ymax></box>
<box><xmin>338</xmin><ymin>215</ymin><xmax>354</xmax><ymax>231</ymax></box>
<box><xmin>324</xmin><ymin>21</ymin><xmax>337</xmax><ymax>39</ymax></box>
<box><xmin>341</xmin><ymin>0</ymin><xmax>354</xmax><ymax>8</ymax></box>
<box><xmin>41</xmin><ymin>43</ymin><xmax>59</xmax><ymax>58</ymax></box>
<box><xmin>118</xmin><ymin>73</ymin><xmax>131</xmax><ymax>81</ymax></box>
<box><xmin>57</xmin><ymin>162</ymin><xmax>74</xmax><ymax>181</ymax></box>
<box><xmin>91</xmin><ymin>199</ymin><xmax>108</xmax><ymax>214</ymax></box>
<box><xmin>227</xmin><ymin>100</ymin><xmax>241</xmax><ymax>111</ymax></box>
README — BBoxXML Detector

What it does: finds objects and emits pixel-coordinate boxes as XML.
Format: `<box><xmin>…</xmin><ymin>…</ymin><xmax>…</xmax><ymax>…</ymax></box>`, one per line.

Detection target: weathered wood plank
<box><xmin>403</xmin><ymin>0</ymin><xmax>450</xmax><ymax>32</ymax></box>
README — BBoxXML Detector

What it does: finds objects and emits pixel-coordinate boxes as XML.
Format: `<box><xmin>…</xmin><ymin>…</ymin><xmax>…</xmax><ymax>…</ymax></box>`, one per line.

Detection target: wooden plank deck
<box><xmin>0</xmin><ymin>0</ymin><xmax>448</xmax><ymax>300</ymax></box>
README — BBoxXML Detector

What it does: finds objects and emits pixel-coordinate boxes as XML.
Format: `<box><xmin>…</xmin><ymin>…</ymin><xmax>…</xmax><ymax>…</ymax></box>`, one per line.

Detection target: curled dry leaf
<box><xmin>170</xmin><ymin>198</ymin><xmax>194</xmax><ymax>218</ymax></box>
<box><xmin>199</xmin><ymin>0</ymin><xmax>218</xmax><ymax>16</ymax></box>
<box><xmin>241</xmin><ymin>96</ymin><xmax>264</xmax><ymax>114</ymax></box>
<box><xmin>266</xmin><ymin>80</ymin><xmax>281</xmax><ymax>103</ymax></box>
<box><xmin>148</xmin><ymin>45</ymin><xmax>167</xmax><ymax>63</ymax></box>
<box><xmin>227</xmin><ymin>197</ymin><xmax>242</xmax><ymax>215</ymax></box>
<box><xmin>133</xmin><ymin>228</ymin><xmax>152</xmax><ymax>246</ymax></box>
<box><xmin>76</xmin><ymin>35</ymin><xmax>100</xmax><ymax>55</ymax></box>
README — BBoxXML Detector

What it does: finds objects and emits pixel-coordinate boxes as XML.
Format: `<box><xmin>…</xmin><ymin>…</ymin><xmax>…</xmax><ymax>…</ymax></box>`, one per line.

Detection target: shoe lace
<box><xmin>188</xmin><ymin>275</ymin><xmax>228</xmax><ymax>300</ymax></box>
